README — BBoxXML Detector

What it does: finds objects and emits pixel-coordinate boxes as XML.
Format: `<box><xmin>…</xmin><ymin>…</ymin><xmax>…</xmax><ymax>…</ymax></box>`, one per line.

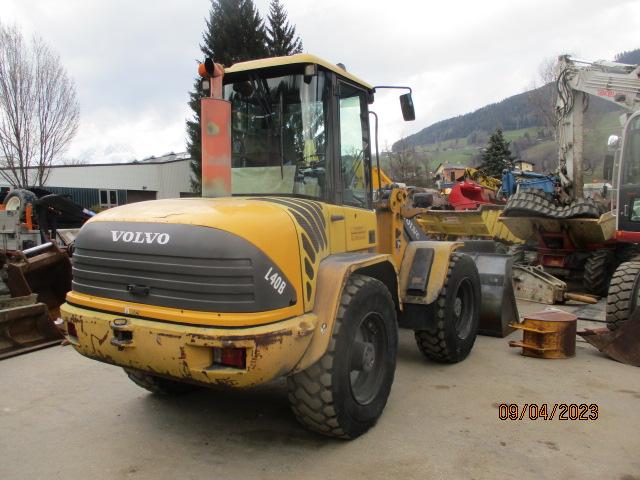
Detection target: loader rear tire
<box><xmin>583</xmin><ymin>249</ymin><xmax>614</xmax><ymax>297</ymax></box>
<box><xmin>287</xmin><ymin>274</ymin><xmax>397</xmax><ymax>439</ymax></box>
<box><xmin>124</xmin><ymin>368</ymin><xmax>198</xmax><ymax>396</ymax></box>
<box><xmin>606</xmin><ymin>261</ymin><xmax>640</xmax><ymax>331</ymax></box>
<box><xmin>415</xmin><ymin>253</ymin><xmax>480</xmax><ymax>363</ymax></box>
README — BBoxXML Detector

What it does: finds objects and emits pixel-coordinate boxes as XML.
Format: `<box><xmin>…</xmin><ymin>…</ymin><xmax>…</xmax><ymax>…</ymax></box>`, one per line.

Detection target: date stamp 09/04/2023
<box><xmin>498</xmin><ymin>403</ymin><xmax>599</xmax><ymax>421</ymax></box>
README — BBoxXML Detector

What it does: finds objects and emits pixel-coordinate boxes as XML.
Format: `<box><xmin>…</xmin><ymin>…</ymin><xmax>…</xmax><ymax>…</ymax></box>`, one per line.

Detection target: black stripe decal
<box><xmin>259</xmin><ymin>198</ymin><xmax>326</xmax><ymax>251</ymax></box>
<box><xmin>301</xmin><ymin>234</ymin><xmax>316</xmax><ymax>264</ymax></box>
<box><xmin>268</xmin><ymin>198</ymin><xmax>326</xmax><ymax>249</ymax></box>
<box><xmin>284</xmin><ymin>199</ymin><xmax>327</xmax><ymax>233</ymax></box>
<box><xmin>289</xmin><ymin>210</ymin><xmax>319</xmax><ymax>252</ymax></box>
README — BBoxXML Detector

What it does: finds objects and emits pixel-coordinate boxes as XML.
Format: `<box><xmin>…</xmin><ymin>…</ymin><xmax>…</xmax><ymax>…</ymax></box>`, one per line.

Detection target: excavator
<box><xmin>501</xmin><ymin>55</ymin><xmax>640</xmax><ymax>295</ymax></box>
<box><xmin>501</xmin><ymin>54</ymin><xmax>640</xmax><ymax>365</ymax></box>
<box><xmin>56</xmin><ymin>54</ymin><xmax>517</xmax><ymax>438</ymax></box>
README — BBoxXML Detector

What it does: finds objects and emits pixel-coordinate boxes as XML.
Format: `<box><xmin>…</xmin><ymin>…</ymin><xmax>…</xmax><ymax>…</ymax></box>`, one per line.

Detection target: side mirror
<box><xmin>400</xmin><ymin>93</ymin><xmax>415</xmax><ymax>121</ymax></box>
<box><xmin>607</xmin><ymin>134</ymin><xmax>620</xmax><ymax>151</ymax></box>
<box><xmin>603</xmin><ymin>154</ymin><xmax>614</xmax><ymax>181</ymax></box>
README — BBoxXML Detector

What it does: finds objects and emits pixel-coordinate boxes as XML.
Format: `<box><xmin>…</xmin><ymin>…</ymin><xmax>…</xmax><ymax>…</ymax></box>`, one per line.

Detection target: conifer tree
<box><xmin>186</xmin><ymin>0</ymin><xmax>267</xmax><ymax>193</ymax></box>
<box><xmin>479</xmin><ymin>128</ymin><xmax>516</xmax><ymax>176</ymax></box>
<box><xmin>266</xmin><ymin>0</ymin><xmax>303</xmax><ymax>57</ymax></box>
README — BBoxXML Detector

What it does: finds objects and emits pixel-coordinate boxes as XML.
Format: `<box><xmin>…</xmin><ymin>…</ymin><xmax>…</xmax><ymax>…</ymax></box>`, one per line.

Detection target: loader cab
<box><xmin>616</xmin><ymin>111</ymin><xmax>640</xmax><ymax>239</ymax></box>
<box><xmin>221</xmin><ymin>56</ymin><xmax>378</xmax><ymax>251</ymax></box>
<box><xmin>222</xmin><ymin>59</ymin><xmax>374</xmax><ymax>210</ymax></box>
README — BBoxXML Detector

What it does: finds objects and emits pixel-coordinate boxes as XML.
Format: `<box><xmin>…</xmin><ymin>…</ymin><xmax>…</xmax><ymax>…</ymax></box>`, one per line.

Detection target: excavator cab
<box><xmin>616</xmin><ymin>111</ymin><xmax>640</xmax><ymax>240</ymax></box>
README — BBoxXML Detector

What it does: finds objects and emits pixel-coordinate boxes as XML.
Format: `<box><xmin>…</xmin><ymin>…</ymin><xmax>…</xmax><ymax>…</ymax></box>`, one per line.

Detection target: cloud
<box><xmin>2</xmin><ymin>0</ymin><xmax>640</xmax><ymax>160</ymax></box>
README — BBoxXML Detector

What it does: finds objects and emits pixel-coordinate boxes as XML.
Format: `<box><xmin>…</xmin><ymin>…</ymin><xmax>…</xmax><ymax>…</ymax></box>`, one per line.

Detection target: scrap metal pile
<box><xmin>0</xmin><ymin>189</ymin><xmax>90</xmax><ymax>360</ymax></box>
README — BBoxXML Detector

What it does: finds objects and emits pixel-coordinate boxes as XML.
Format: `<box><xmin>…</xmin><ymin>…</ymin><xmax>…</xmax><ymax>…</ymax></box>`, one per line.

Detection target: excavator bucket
<box><xmin>578</xmin><ymin>308</ymin><xmax>640</xmax><ymax>366</ymax></box>
<box><xmin>458</xmin><ymin>241</ymin><xmax>519</xmax><ymax>337</ymax></box>
<box><xmin>0</xmin><ymin>243</ymin><xmax>70</xmax><ymax>359</ymax></box>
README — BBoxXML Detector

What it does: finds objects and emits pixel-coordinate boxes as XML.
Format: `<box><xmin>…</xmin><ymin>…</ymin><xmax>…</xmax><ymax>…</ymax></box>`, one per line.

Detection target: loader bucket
<box><xmin>0</xmin><ymin>298</ymin><xmax>59</xmax><ymax>360</ymax></box>
<box><xmin>458</xmin><ymin>241</ymin><xmax>520</xmax><ymax>337</ymax></box>
<box><xmin>578</xmin><ymin>308</ymin><xmax>640</xmax><ymax>366</ymax></box>
<box><xmin>0</xmin><ymin>243</ymin><xmax>69</xmax><ymax>359</ymax></box>
<box><xmin>5</xmin><ymin>242</ymin><xmax>72</xmax><ymax>321</ymax></box>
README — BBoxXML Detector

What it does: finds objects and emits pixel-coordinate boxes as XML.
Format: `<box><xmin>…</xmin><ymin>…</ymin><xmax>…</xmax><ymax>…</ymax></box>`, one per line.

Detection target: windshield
<box><xmin>223</xmin><ymin>70</ymin><xmax>328</xmax><ymax>199</ymax></box>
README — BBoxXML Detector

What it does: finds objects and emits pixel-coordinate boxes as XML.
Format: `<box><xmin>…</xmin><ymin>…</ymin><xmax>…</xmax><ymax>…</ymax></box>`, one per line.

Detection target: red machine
<box><xmin>447</xmin><ymin>180</ymin><xmax>500</xmax><ymax>210</ymax></box>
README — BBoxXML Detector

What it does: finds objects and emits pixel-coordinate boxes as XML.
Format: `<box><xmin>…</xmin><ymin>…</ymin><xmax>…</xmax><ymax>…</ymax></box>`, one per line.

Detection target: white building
<box><xmin>2</xmin><ymin>152</ymin><xmax>194</xmax><ymax>209</ymax></box>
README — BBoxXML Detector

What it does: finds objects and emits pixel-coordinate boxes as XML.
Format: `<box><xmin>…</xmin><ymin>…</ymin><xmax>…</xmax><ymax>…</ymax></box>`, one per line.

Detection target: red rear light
<box><xmin>67</xmin><ymin>321</ymin><xmax>78</xmax><ymax>338</ymax></box>
<box><xmin>212</xmin><ymin>347</ymin><xmax>246</xmax><ymax>369</ymax></box>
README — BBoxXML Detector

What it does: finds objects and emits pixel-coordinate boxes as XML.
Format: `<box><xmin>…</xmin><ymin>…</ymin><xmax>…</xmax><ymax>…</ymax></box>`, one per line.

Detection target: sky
<box><xmin>2</xmin><ymin>0</ymin><xmax>639</xmax><ymax>163</ymax></box>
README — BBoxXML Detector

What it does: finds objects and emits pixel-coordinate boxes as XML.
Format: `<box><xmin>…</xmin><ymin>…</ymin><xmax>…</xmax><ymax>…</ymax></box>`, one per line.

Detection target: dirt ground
<box><xmin>1</xmin><ymin>300</ymin><xmax>639</xmax><ymax>480</ymax></box>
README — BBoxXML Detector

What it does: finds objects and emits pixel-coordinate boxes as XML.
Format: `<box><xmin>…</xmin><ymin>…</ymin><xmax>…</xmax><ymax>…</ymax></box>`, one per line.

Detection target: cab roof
<box><xmin>224</xmin><ymin>53</ymin><xmax>373</xmax><ymax>90</ymax></box>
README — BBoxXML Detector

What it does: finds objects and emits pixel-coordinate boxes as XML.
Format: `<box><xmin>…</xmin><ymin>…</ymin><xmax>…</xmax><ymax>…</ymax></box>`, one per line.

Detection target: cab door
<box><xmin>336</xmin><ymin>81</ymin><xmax>377</xmax><ymax>252</ymax></box>
<box><xmin>617</xmin><ymin>114</ymin><xmax>640</xmax><ymax>236</ymax></box>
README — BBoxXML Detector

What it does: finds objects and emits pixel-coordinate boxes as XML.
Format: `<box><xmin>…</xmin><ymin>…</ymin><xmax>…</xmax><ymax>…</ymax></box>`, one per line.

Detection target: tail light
<box><xmin>212</xmin><ymin>347</ymin><xmax>246</xmax><ymax>369</ymax></box>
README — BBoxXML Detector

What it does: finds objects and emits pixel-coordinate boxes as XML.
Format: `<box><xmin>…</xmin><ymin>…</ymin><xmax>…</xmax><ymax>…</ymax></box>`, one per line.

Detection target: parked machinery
<box><xmin>56</xmin><ymin>54</ymin><xmax>519</xmax><ymax>438</ymax></box>
<box><xmin>502</xmin><ymin>55</ymin><xmax>640</xmax><ymax>297</ymax></box>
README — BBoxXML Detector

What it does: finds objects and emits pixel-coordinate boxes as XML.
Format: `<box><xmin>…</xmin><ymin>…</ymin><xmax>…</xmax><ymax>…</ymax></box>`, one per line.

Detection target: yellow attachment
<box><xmin>499</xmin><ymin>211</ymin><xmax>615</xmax><ymax>247</ymax></box>
<box><xmin>372</xmin><ymin>167</ymin><xmax>393</xmax><ymax>190</ymax></box>
<box><xmin>417</xmin><ymin>205</ymin><xmax>523</xmax><ymax>244</ymax></box>
<box><xmin>464</xmin><ymin>168</ymin><xmax>501</xmax><ymax>191</ymax></box>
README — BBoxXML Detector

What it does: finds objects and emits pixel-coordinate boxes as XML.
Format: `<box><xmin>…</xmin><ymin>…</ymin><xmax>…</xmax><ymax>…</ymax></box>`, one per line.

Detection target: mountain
<box><xmin>394</xmin><ymin>48</ymin><xmax>640</xmax><ymax>152</ymax></box>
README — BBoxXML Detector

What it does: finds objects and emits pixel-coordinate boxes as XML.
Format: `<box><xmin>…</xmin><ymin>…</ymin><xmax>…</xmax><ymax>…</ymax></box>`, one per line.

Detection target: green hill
<box><xmin>391</xmin><ymin>49</ymin><xmax>639</xmax><ymax>180</ymax></box>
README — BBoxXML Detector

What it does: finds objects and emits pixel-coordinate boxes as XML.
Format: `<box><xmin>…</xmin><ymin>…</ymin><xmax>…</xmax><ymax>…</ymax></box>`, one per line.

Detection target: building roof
<box><xmin>435</xmin><ymin>163</ymin><xmax>468</xmax><ymax>171</ymax></box>
<box><xmin>42</xmin><ymin>152</ymin><xmax>192</xmax><ymax>169</ymax></box>
<box><xmin>133</xmin><ymin>152</ymin><xmax>190</xmax><ymax>164</ymax></box>
<box><xmin>225</xmin><ymin>53</ymin><xmax>373</xmax><ymax>90</ymax></box>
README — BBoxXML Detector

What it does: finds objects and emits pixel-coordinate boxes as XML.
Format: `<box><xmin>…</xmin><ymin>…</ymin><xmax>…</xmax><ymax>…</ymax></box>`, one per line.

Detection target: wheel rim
<box><xmin>349</xmin><ymin>312</ymin><xmax>388</xmax><ymax>405</ymax></box>
<box><xmin>453</xmin><ymin>278</ymin><xmax>474</xmax><ymax>339</ymax></box>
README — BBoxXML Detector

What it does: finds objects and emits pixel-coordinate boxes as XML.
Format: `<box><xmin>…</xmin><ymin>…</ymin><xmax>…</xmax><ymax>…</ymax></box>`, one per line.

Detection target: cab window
<box><xmin>338</xmin><ymin>82</ymin><xmax>370</xmax><ymax>208</ymax></box>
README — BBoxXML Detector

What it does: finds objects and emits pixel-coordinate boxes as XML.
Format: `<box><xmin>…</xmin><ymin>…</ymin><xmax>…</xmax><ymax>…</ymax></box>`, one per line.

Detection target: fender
<box><xmin>400</xmin><ymin>241</ymin><xmax>462</xmax><ymax>305</ymax></box>
<box><xmin>292</xmin><ymin>252</ymin><xmax>398</xmax><ymax>373</ymax></box>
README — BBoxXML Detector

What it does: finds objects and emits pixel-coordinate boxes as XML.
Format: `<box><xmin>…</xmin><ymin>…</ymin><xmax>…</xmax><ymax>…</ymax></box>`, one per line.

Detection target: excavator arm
<box><xmin>555</xmin><ymin>55</ymin><xmax>640</xmax><ymax>198</ymax></box>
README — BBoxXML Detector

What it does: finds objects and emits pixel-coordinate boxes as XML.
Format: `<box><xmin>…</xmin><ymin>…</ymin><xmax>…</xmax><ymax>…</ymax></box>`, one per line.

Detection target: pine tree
<box><xmin>479</xmin><ymin>128</ymin><xmax>516</xmax><ymax>177</ymax></box>
<box><xmin>186</xmin><ymin>0</ymin><xmax>268</xmax><ymax>193</ymax></box>
<box><xmin>266</xmin><ymin>0</ymin><xmax>303</xmax><ymax>57</ymax></box>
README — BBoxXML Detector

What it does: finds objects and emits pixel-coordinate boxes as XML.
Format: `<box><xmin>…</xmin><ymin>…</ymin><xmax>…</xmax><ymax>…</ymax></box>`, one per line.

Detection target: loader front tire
<box><xmin>287</xmin><ymin>274</ymin><xmax>397</xmax><ymax>439</ymax></box>
<box><xmin>415</xmin><ymin>253</ymin><xmax>480</xmax><ymax>363</ymax></box>
<box><xmin>124</xmin><ymin>369</ymin><xmax>198</xmax><ymax>396</ymax></box>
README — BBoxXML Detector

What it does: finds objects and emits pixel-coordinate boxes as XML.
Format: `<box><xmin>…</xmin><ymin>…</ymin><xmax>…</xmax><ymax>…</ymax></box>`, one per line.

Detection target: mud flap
<box><xmin>458</xmin><ymin>241</ymin><xmax>519</xmax><ymax>337</ymax></box>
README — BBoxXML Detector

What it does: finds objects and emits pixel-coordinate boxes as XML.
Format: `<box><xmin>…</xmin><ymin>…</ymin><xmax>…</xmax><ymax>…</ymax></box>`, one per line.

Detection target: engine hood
<box><xmin>72</xmin><ymin>197</ymin><xmax>306</xmax><ymax>319</ymax></box>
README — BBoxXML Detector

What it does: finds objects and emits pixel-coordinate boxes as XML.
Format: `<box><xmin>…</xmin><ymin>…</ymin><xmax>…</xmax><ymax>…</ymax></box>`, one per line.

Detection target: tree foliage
<box><xmin>479</xmin><ymin>128</ymin><xmax>515</xmax><ymax>176</ymax></box>
<box><xmin>0</xmin><ymin>23</ymin><xmax>79</xmax><ymax>187</ymax></box>
<box><xmin>266</xmin><ymin>0</ymin><xmax>303</xmax><ymax>57</ymax></box>
<box><xmin>186</xmin><ymin>0</ymin><xmax>268</xmax><ymax>193</ymax></box>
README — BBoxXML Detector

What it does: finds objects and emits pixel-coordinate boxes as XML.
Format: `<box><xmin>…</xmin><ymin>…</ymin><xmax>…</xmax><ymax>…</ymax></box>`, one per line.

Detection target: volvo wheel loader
<box><xmin>59</xmin><ymin>54</ymin><xmax>486</xmax><ymax>439</ymax></box>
